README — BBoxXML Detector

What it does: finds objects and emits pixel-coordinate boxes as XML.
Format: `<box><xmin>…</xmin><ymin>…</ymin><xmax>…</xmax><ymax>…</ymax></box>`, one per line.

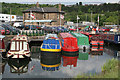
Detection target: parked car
<box><xmin>60</xmin><ymin>27</ymin><xmax>69</xmax><ymax>32</ymax></box>
<box><xmin>2</xmin><ymin>24</ymin><xmax>20</xmax><ymax>34</ymax></box>
<box><xmin>24</xmin><ymin>25</ymin><xmax>37</xmax><ymax>30</ymax></box>
<box><xmin>16</xmin><ymin>25</ymin><xmax>24</xmax><ymax>30</ymax></box>
<box><xmin>69</xmin><ymin>26</ymin><xmax>77</xmax><ymax>31</ymax></box>
<box><xmin>99</xmin><ymin>27</ymin><xmax>110</xmax><ymax>32</ymax></box>
<box><xmin>0</xmin><ymin>26</ymin><xmax>10</xmax><ymax>35</ymax></box>
<box><xmin>36</xmin><ymin>26</ymin><xmax>42</xmax><ymax>30</ymax></box>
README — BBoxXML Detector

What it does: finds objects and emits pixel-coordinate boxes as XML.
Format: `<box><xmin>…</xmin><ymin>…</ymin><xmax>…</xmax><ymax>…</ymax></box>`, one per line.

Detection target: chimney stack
<box><xmin>58</xmin><ymin>3</ymin><xmax>61</xmax><ymax>12</ymax></box>
<box><xmin>36</xmin><ymin>2</ymin><xmax>39</xmax><ymax>8</ymax></box>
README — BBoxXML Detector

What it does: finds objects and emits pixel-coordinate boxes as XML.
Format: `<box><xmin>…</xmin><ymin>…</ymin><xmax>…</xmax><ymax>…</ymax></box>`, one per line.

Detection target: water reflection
<box><xmin>62</xmin><ymin>55</ymin><xmax>78</xmax><ymax>68</ymax></box>
<box><xmin>78</xmin><ymin>50</ymin><xmax>89</xmax><ymax>60</ymax></box>
<box><xmin>104</xmin><ymin>45</ymin><xmax>120</xmax><ymax>58</ymax></box>
<box><xmin>7</xmin><ymin>58</ymin><xmax>31</xmax><ymax>74</ymax></box>
<box><xmin>90</xmin><ymin>46</ymin><xmax>103</xmax><ymax>55</ymax></box>
<box><xmin>0</xmin><ymin>59</ymin><xmax>6</xmax><ymax>75</ymax></box>
<box><xmin>2</xmin><ymin>45</ymin><xmax>119</xmax><ymax>78</ymax></box>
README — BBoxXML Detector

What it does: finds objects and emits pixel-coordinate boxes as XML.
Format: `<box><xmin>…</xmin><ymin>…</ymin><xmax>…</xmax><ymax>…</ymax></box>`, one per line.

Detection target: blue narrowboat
<box><xmin>40</xmin><ymin>34</ymin><xmax>61</xmax><ymax>71</ymax></box>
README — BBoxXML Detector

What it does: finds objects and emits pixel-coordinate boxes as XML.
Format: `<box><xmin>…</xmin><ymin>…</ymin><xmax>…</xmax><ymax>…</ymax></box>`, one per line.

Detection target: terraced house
<box><xmin>23</xmin><ymin>2</ymin><xmax>65</xmax><ymax>26</ymax></box>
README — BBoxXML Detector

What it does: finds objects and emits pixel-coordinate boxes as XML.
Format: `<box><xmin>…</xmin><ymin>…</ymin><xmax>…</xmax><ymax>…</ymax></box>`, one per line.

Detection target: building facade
<box><xmin>0</xmin><ymin>13</ymin><xmax>16</xmax><ymax>22</ymax></box>
<box><xmin>23</xmin><ymin>2</ymin><xmax>65</xmax><ymax>26</ymax></box>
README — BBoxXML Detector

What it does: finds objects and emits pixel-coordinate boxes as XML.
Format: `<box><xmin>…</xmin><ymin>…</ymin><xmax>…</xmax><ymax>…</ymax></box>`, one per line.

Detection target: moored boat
<box><xmin>59</xmin><ymin>33</ymin><xmax>79</xmax><ymax>56</ymax></box>
<box><xmin>71</xmin><ymin>32</ymin><xmax>90</xmax><ymax>50</ymax></box>
<box><xmin>80</xmin><ymin>31</ymin><xmax>104</xmax><ymax>48</ymax></box>
<box><xmin>7</xmin><ymin>35</ymin><xmax>30</xmax><ymax>58</ymax></box>
<box><xmin>0</xmin><ymin>35</ymin><xmax>6</xmax><ymax>56</ymax></box>
<box><xmin>40</xmin><ymin>34</ymin><xmax>61</xmax><ymax>71</ymax></box>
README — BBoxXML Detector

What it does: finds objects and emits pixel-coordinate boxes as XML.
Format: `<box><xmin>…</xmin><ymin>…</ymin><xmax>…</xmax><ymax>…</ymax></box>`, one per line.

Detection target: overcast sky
<box><xmin>0</xmin><ymin>0</ymin><xmax>119</xmax><ymax>4</ymax></box>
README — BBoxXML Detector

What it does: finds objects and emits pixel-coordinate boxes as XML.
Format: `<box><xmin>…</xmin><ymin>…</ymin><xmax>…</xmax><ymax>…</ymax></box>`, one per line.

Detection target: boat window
<box><xmin>11</xmin><ymin>41</ymin><xmax>15</xmax><ymax>50</ymax></box>
<box><xmin>20</xmin><ymin>41</ymin><xmax>22</xmax><ymax>50</ymax></box>
<box><xmin>16</xmin><ymin>42</ymin><xmax>19</xmax><ymax>50</ymax></box>
<box><xmin>23</xmin><ymin>42</ymin><xmax>27</xmax><ymax>50</ymax></box>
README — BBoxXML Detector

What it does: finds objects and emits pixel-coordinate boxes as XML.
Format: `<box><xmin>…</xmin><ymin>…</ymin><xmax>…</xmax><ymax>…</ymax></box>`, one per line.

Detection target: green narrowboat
<box><xmin>71</xmin><ymin>32</ymin><xmax>90</xmax><ymax>50</ymax></box>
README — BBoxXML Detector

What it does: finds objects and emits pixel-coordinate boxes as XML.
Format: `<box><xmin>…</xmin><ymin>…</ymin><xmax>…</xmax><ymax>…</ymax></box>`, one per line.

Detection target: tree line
<box><xmin>1</xmin><ymin>2</ymin><xmax>120</xmax><ymax>26</ymax></box>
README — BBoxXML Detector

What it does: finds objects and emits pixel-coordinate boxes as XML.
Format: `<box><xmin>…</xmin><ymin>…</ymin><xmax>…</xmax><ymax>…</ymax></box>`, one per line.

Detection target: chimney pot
<box><xmin>58</xmin><ymin>4</ymin><xmax>61</xmax><ymax>12</ymax></box>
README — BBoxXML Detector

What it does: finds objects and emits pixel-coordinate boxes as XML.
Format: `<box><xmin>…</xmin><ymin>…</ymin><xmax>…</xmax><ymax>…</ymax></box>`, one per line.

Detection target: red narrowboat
<box><xmin>0</xmin><ymin>35</ymin><xmax>6</xmax><ymax>55</ymax></box>
<box><xmin>80</xmin><ymin>31</ymin><xmax>104</xmax><ymax>48</ymax></box>
<box><xmin>59</xmin><ymin>33</ymin><xmax>79</xmax><ymax>56</ymax></box>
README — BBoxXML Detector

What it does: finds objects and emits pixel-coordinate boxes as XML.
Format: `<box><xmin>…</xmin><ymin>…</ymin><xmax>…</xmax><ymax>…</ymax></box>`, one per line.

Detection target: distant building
<box><xmin>0</xmin><ymin>13</ymin><xmax>16</xmax><ymax>22</ymax></box>
<box><xmin>23</xmin><ymin>2</ymin><xmax>65</xmax><ymax>26</ymax></box>
<box><xmin>79</xmin><ymin>21</ymin><xmax>95</xmax><ymax>26</ymax></box>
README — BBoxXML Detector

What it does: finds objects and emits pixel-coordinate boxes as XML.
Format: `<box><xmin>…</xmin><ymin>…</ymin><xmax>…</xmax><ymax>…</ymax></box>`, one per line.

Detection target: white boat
<box><xmin>7</xmin><ymin>35</ymin><xmax>30</xmax><ymax>58</ymax></box>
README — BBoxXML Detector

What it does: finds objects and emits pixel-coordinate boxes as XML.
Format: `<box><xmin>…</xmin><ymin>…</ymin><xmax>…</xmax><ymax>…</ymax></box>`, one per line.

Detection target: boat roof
<box><xmin>45</xmin><ymin>34</ymin><xmax>58</xmax><ymax>40</ymax></box>
<box><xmin>0</xmin><ymin>35</ymin><xmax>5</xmax><ymax>39</ymax></box>
<box><xmin>12</xmin><ymin>35</ymin><xmax>28</xmax><ymax>41</ymax></box>
<box><xmin>59</xmin><ymin>33</ymin><xmax>75</xmax><ymax>38</ymax></box>
<box><xmin>72</xmin><ymin>33</ymin><xmax>87</xmax><ymax>37</ymax></box>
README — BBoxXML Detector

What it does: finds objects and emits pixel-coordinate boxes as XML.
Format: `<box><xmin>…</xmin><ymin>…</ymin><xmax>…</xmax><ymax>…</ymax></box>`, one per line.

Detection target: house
<box><xmin>23</xmin><ymin>2</ymin><xmax>65</xmax><ymax>26</ymax></box>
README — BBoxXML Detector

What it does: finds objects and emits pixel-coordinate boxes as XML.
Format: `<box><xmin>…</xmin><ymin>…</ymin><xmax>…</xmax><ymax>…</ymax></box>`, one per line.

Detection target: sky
<box><xmin>0</xmin><ymin>0</ymin><xmax>119</xmax><ymax>5</ymax></box>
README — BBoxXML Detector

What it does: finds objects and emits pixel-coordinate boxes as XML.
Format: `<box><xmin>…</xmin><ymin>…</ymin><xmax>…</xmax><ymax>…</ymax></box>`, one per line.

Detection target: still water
<box><xmin>1</xmin><ymin>45</ymin><xmax>119</xmax><ymax>78</ymax></box>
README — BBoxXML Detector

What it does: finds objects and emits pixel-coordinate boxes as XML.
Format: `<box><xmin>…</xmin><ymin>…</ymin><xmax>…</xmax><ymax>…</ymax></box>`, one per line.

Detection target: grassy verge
<box><xmin>76</xmin><ymin>58</ymin><xmax>119</xmax><ymax>79</ymax></box>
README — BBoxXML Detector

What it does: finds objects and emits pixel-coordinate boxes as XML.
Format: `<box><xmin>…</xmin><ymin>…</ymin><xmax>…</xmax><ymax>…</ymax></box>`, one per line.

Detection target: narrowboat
<box><xmin>80</xmin><ymin>31</ymin><xmax>104</xmax><ymax>48</ymax></box>
<box><xmin>78</xmin><ymin>50</ymin><xmax>89</xmax><ymax>60</ymax></box>
<box><xmin>102</xmin><ymin>33</ymin><xmax>120</xmax><ymax>44</ymax></box>
<box><xmin>59</xmin><ymin>33</ymin><xmax>79</xmax><ymax>56</ymax></box>
<box><xmin>7</xmin><ymin>35</ymin><xmax>30</xmax><ymax>58</ymax></box>
<box><xmin>8</xmin><ymin>58</ymin><xmax>30</xmax><ymax>74</ymax></box>
<box><xmin>71</xmin><ymin>32</ymin><xmax>90</xmax><ymax>50</ymax></box>
<box><xmin>62</xmin><ymin>55</ymin><xmax>78</xmax><ymax>67</ymax></box>
<box><xmin>40</xmin><ymin>34</ymin><xmax>61</xmax><ymax>71</ymax></box>
<box><xmin>0</xmin><ymin>35</ymin><xmax>6</xmax><ymax>56</ymax></box>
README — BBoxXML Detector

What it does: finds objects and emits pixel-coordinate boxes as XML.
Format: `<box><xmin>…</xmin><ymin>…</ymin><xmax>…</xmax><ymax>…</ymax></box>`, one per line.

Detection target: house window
<box><xmin>57</xmin><ymin>13</ymin><xmax>59</xmax><ymax>19</ymax></box>
<box><xmin>28</xmin><ymin>13</ymin><xmax>30</xmax><ymax>19</ymax></box>
<box><xmin>43</xmin><ymin>13</ymin><xmax>46</xmax><ymax>19</ymax></box>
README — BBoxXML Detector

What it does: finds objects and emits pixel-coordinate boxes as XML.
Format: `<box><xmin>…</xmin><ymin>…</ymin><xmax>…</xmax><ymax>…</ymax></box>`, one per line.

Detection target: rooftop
<box><xmin>23</xmin><ymin>7</ymin><xmax>64</xmax><ymax>13</ymax></box>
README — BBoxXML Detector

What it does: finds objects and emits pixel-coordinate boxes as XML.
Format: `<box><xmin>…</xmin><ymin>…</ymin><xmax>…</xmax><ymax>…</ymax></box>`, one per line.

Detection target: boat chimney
<box><xmin>36</xmin><ymin>2</ymin><xmax>39</xmax><ymax>8</ymax></box>
<box><xmin>58</xmin><ymin>3</ymin><xmax>61</xmax><ymax>12</ymax></box>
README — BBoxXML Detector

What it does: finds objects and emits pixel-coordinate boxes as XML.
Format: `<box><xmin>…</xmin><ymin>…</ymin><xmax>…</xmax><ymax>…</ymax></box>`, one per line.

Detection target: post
<box><xmin>30</xmin><ymin>10</ymin><xmax>32</xmax><ymax>31</ymax></box>
<box><xmin>77</xmin><ymin>15</ymin><xmax>78</xmax><ymax>32</ymax></box>
<box><xmin>10</xmin><ymin>8</ymin><xmax>11</xmax><ymax>25</ymax></box>
<box><xmin>91</xmin><ymin>10</ymin><xmax>92</xmax><ymax>25</ymax></box>
<box><xmin>97</xmin><ymin>14</ymin><xmax>99</xmax><ymax>33</ymax></box>
<box><xmin>60</xmin><ymin>14</ymin><xmax>61</xmax><ymax>27</ymax></box>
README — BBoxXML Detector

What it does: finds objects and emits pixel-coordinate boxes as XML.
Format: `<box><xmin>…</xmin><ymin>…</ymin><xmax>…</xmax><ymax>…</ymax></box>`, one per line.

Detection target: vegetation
<box><xmin>1</xmin><ymin>2</ymin><xmax>120</xmax><ymax>26</ymax></box>
<box><xmin>76</xmin><ymin>58</ymin><xmax>119</xmax><ymax>79</ymax></box>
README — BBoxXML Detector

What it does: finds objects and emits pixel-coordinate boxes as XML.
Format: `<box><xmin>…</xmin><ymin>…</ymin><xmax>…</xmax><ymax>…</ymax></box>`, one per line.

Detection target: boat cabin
<box><xmin>7</xmin><ymin>35</ymin><xmax>30</xmax><ymax>58</ymax></box>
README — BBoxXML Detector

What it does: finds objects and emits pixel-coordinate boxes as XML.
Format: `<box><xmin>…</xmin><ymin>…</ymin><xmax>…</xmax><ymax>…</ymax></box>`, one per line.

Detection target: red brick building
<box><xmin>23</xmin><ymin>2</ymin><xmax>65</xmax><ymax>26</ymax></box>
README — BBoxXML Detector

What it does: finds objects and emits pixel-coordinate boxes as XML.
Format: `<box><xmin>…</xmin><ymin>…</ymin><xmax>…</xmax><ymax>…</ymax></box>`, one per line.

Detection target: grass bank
<box><xmin>76</xmin><ymin>58</ymin><xmax>119</xmax><ymax>79</ymax></box>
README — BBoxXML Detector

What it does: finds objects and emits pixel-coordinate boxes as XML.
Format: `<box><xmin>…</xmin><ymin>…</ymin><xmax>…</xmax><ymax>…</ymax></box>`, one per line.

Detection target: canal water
<box><xmin>1</xmin><ymin>45</ymin><xmax>120</xmax><ymax>79</ymax></box>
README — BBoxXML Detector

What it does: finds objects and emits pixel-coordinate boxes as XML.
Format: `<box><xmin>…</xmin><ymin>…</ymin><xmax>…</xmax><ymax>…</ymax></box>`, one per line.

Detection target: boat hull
<box><xmin>62</xmin><ymin>50</ymin><xmax>79</xmax><ymax>57</ymax></box>
<box><xmin>7</xmin><ymin>51</ymin><xmax>30</xmax><ymax>58</ymax></box>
